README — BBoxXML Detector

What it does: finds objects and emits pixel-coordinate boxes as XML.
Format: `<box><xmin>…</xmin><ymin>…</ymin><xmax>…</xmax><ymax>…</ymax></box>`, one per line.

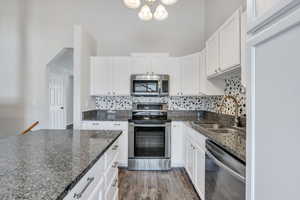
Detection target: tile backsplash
<box><xmin>95</xmin><ymin>77</ymin><xmax>246</xmax><ymax>117</ymax></box>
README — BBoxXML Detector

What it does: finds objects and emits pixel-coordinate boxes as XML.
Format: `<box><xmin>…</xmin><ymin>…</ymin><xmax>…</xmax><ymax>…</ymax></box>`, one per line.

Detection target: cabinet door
<box><xmin>195</xmin><ymin>146</ymin><xmax>205</xmax><ymax>200</ymax></box>
<box><xmin>171</xmin><ymin>122</ymin><xmax>184</xmax><ymax>167</ymax></box>
<box><xmin>206</xmin><ymin>31</ymin><xmax>220</xmax><ymax>77</ymax></box>
<box><xmin>90</xmin><ymin>57</ymin><xmax>112</xmax><ymax>96</ymax></box>
<box><xmin>87</xmin><ymin>178</ymin><xmax>105</xmax><ymax>200</ymax></box>
<box><xmin>150</xmin><ymin>57</ymin><xmax>170</xmax><ymax>74</ymax></box>
<box><xmin>180</xmin><ymin>54</ymin><xmax>200</xmax><ymax>96</ymax></box>
<box><xmin>219</xmin><ymin>9</ymin><xmax>241</xmax><ymax>71</ymax></box>
<box><xmin>112</xmin><ymin>57</ymin><xmax>131</xmax><ymax>95</ymax></box>
<box><xmin>241</xmin><ymin>11</ymin><xmax>247</xmax><ymax>87</ymax></box>
<box><xmin>185</xmin><ymin>139</ymin><xmax>195</xmax><ymax>180</ymax></box>
<box><xmin>131</xmin><ymin>57</ymin><xmax>151</xmax><ymax>74</ymax></box>
<box><xmin>168</xmin><ymin>58</ymin><xmax>182</xmax><ymax>96</ymax></box>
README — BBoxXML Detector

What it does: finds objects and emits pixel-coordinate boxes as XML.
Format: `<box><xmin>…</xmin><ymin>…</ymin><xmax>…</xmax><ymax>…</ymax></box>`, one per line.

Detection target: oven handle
<box><xmin>131</xmin><ymin>124</ymin><xmax>167</xmax><ymax>128</ymax></box>
<box><xmin>206</xmin><ymin>150</ymin><xmax>246</xmax><ymax>183</ymax></box>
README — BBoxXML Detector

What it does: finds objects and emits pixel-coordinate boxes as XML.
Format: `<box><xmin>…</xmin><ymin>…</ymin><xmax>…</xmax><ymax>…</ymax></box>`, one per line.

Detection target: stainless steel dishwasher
<box><xmin>205</xmin><ymin>140</ymin><xmax>246</xmax><ymax>200</ymax></box>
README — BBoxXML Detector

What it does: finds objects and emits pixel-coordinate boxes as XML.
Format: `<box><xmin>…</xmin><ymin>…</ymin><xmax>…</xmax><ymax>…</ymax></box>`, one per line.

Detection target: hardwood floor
<box><xmin>118</xmin><ymin>168</ymin><xmax>201</xmax><ymax>200</ymax></box>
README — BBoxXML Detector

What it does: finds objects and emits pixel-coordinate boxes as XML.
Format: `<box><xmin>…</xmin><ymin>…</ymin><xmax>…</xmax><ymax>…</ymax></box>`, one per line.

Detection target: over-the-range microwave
<box><xmin>130</xmin><ymin>74</ymin><xmax>169</xmax><ymax>96</ymax></box>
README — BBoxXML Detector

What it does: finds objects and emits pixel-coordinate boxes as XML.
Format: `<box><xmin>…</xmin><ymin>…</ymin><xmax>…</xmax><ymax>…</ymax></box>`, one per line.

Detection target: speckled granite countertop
<box><xmin>0</xmin><ymin>129</ymin><xmax>122</xmax><ymax>200</ymax></box>
<box><xmin>185</xmin><ymin>121</ymin><xmax>246</xmax><ymax>162</ymax></box>
<box><xmin>82</xmin><ymin>110</ymin><xmax>246</xmax><ymax>162</ymax></box>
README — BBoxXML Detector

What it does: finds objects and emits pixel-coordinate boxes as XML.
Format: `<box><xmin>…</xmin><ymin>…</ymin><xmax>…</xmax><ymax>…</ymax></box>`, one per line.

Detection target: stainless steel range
<box><xmin>128</xmin><ymin>102</ymin><xmax>171</xmax><ymax>170</ymax></box>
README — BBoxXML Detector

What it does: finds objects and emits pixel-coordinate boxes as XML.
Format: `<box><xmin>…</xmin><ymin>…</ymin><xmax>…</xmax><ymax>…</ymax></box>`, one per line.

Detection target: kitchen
<box><xmin>0</xmin><ymin>0</ymin><xmax>299</xmax><ymax>200</ymax></box>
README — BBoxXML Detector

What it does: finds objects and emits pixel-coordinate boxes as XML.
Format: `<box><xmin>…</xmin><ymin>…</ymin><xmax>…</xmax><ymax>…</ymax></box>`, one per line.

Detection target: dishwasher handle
<box><xmin>206</xmin><ymin>150</ymin><xmax>246</xmax><ymax>183</ymax></box>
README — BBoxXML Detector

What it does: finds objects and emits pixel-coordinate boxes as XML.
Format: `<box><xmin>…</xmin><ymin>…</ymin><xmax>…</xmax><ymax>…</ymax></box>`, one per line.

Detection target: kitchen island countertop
<box><xmin>0</xmin><ymin>129</ymin><xmax>122</xmax><ymax>200</ymax></box>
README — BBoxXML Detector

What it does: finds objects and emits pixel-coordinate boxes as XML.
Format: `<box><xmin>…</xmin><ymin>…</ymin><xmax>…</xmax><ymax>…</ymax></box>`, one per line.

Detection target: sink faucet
<box><xmin>218</xmin><ymin>95</ymin><xmax>240</xmax><ymax>128</ymax></box>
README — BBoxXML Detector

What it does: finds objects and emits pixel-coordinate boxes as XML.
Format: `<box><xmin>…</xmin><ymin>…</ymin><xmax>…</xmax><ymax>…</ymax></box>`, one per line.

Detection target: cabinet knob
<box><xmin>214</xmin><ymin>70</ymin><xmax>218</xmax><ymax>73</ymax></box>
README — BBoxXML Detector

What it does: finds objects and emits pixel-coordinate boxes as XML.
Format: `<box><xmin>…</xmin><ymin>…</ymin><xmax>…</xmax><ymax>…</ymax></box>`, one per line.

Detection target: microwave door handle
<box><xmin>206</xmin><ymin>150</ymin><xmax>246</xmax><ymax>183</ymax></box>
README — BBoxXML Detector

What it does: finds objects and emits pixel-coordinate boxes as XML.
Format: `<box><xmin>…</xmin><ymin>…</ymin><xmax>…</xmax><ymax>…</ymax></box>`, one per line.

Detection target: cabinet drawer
<box><xmin>80</xmin><ymin>121</ymin><xmax>103</xmax><ymax>130</ymax></box>
<box><xmin>102</xmin><ymin>121</ymin><xmax>128</xmax><ymax>130</ymax></box>
<box><xmin>64</xmin><ymin>156</ymin><xmax>105</xmax><ymax>200</ymax></box>
<box><xmin>106</xmin><ymin>140</ymin><xmax>120</xmax><ymax>168</ymax></box>
<box><xmin>105</xmin><ymin>172</ymin><xmax>118</xmax><ymax>200</ymax></box>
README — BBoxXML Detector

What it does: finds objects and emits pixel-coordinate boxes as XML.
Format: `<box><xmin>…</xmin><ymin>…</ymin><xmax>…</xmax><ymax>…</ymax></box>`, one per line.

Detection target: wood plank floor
<box><xmin>118</xmin><ymin>168</ymin><xmax>201</xmax><ymax>200</ymax></box>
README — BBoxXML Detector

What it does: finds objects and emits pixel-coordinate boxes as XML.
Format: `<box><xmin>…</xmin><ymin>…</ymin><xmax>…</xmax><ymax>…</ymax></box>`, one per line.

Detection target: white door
<box><xmin>206</xmin><ymin>31</ymin><xmax>220</xmax><ymax>77</ymax></box>
<box><xmin>49</xmin><ymin>78</ymin><xmax>66</xmax><ymax>129</ymax></box>
<box><xmin>112</xmin><ymin>57</ymin><xmax>131</xmax><ymax>95</ymax></box>
<box><xmin>90</xmin><ymin>57</ymin><xmax>112</xmax><ymax>96</ymax></box>
<box><xmin>180</xmin><ymin>54</ymin><xmax>200</xmax><ymax>96</ymax></box>
<box><xmin>219</xmin><ymin>9</ymin><xmax>241</xmax><ymax>71</ymax></box>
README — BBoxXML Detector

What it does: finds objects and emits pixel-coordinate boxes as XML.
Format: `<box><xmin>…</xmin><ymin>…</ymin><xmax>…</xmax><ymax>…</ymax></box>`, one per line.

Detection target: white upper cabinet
<box><xmin>150</xmin><ymin>57</ymin><xmax>170</xmax><ymax>74</ymax></box>
<box><xmin>219</xmin><ymin>9</ymin><xmax>241</xmax><ymax>71</ymax></box>
<box><xmin>206</xmin><ymin>31</ymin><xmax>220</xmax><ymax>77</ymax></box>
<box><xmin>168</xmin><ymin>58</ymin><xmax>182</xmax><ymax>96</ymax></box>
<box><xmin>90</xmin><ymin>57</ymin><xmax>112</xmax><ymax>96</ymax></box>
<box><xmin>131</xmin><ymin>57</ymin><xmax>151</xmax><ymax>74</ymax></box>
<box><xmin>180</xmin><ymin>54</ymin><xmax>200</xmax><ymax>96</ymax></box>
<box><xmin>111</xmin><ymin>57</ymin><xmax>131</xmax><ymax>96</ymax></box>
<box><xmin>248</xmin><ymin>0</ymin><xmax>298</xmax><ymax>33</ymax></box>
<box><xmin>91</xmin><ymin>57</ymin><xmax>131</xmax><ymax>96</ymax></box>
<box><xmin>241</xmin><ymin>11</ymin><xmax>247</xmax><ymax>87</ymax></box>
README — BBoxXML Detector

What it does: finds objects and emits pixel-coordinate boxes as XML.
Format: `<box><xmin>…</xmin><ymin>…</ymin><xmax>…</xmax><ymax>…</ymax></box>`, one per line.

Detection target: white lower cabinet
<box><xmin>64</xmin><ymin>139</ymin><xmax>120</xmax><ymax>200</ymax></box>
<box><xmin>182</xmin><ymin>123</ymin><xmax>206</xmax><ymax>200</ymax></box>
<box><xmin>81</xmin><ymin>121</ymin><xmax>128</xmax><ymax>167</ymax></box>
<box><xmin>171</xmin><ymin>122</ymin><xmax>184</xmax><ymax>167</ymax></box>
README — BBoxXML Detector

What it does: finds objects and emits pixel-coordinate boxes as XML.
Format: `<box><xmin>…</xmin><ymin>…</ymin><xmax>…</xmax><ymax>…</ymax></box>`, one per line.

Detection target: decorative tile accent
<box><xmin>95</xmin><ymin>96</ymin><xmax>132</xmax><ymax>110</ymax></box>
<box><xmin>95</xmin><ymin>77</ymin><xmax>246</xmax><ymax>117</ymax></box>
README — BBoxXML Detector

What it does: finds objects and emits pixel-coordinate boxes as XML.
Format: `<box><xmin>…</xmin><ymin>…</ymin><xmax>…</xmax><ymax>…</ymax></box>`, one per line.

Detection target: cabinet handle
<box><xmin>112</xmin><ymin>179</ymin><xmax>118</xmax><ymax>187</ymax></box>
<box><xmin>92</xmin><ymin>123</ymin><xmax>99</xmax><ymax>126</ymax></box>
<box><xmin>113</xmin><ymin>123</ymin><xmax>121</xmax><ymax>126</ymax></box>
<box><xmin>112</xmin><ymin>161</ymin><xmax>118</xmax><ymax>168</ymax></box>
<box><xmin>73</xmin><ymin>177</ymin><xmax>94</xmax><ymax>199</ymax></box>
<box><xmin>218</xmin><ymin>67</ymin><xmax>221</xmax><ymax>71</ymax></box>
<box><xmin>112</xmin><ymin>145</ymin><xmax>119</xmax><ymax>150</ymax></box>
<box><xmin>108</xmin><ymin>92</ymin><xmax>111</xmax><ymax>95</ymax></box>
<box><xmin>214</xmin><ymin>70</ymin><xmax>218</xmax><ymax>73</ymax></box>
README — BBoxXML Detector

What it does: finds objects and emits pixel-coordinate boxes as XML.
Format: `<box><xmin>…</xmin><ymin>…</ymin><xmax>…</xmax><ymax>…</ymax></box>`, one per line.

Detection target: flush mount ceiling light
<box><xmin>123</xmin><ymin>0</ymin><xmax>178</xmax><ymax>21</ymax></box>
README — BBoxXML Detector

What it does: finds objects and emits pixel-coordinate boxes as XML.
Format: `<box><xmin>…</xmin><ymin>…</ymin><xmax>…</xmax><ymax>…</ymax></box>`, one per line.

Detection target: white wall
<box><xmin>0</xmin><ymin>0</ymin><xmax>26</xmax><ymax>137</ymax></box>
<box><xmin>73</xmin><ymin>25</ymin><xmax>97</xmax><ymax>129</ymax></box>
<box><xmin>204</xmin><ymin>0</ymin><xmax>246</xmax><ymax>40</ymax></box>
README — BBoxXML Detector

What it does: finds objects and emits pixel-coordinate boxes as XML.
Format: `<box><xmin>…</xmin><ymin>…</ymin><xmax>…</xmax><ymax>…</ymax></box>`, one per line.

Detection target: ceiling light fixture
<box><xmin>123</xmin><ymin>0</ymin><xmax>178</xmax><ymax>21</ymax></box>
<box><xmin>161</xmin><ymin>0</ymin><xmax>177</xmax><ymax>5</ymax></box>
<box><xmin>139</xmin><ymin>5</ymin><xmax>153</xmax><ymax>21</ymax></box>
<box><xmin>154</xmin><ymin>4</ymin><xmax>168</xmax><ymax>21</ymax></box>
<box><xmin>123</xmin><ymin>0</ymin><xmax>141</xmax><ymax>9</ymax></box>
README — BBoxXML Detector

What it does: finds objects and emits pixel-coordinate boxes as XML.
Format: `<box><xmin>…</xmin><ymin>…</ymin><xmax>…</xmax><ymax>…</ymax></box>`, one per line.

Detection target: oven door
<box><xmin>128</xmin><ymin>123</ymin><xmax>171</xmax><ymax>170</ymax></box>
<box><xmin>131</xmin><ymin>80</ymin><xmax>160</xmax><ymax>96</ymax></box>
<box><xmin>129</xmin><ymin>123</ymin><xmax>170</xmax><ymax>158</ymax></box>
